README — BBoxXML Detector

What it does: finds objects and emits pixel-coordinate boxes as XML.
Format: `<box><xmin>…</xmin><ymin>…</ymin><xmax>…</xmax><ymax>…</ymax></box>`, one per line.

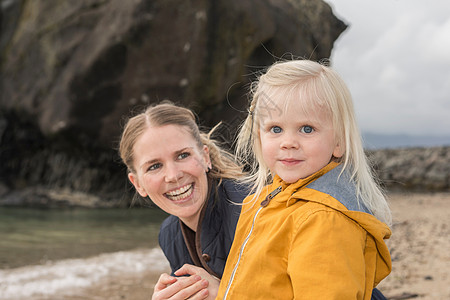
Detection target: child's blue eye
<box><xmin>300</xmin><ymin>126</ymin><xmax>314</xmax><ymax>134</ymax></box>
<box><xmin>270</xmin><ymin>126</ymin><xmax>282</xmax><ymax>134</ymax></box>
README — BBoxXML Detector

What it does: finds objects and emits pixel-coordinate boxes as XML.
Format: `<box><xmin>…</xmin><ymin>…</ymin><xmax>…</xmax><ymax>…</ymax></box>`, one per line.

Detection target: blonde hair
<box><xmin>236</xmin><ymin>60</ymin><xmax>391</xmax><ymax>225</ymax></box>
<box><xmin>119</xmin><ymin>101</ymin><xmax>243</xmax><ymax>182</ymax></box>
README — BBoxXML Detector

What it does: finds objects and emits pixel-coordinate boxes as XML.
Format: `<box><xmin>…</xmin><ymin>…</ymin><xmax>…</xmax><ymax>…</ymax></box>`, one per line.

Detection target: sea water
<box><xmin>0</xmin><ymin>207</ymin><xmax>170</xmax><ymax>299</ymax></box>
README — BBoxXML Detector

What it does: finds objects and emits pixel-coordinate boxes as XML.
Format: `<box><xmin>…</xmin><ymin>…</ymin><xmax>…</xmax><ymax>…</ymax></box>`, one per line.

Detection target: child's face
<box><xmin>258</xmin><ymin>98</ymin><xmax>343</xmax><ymax>183</ymax></box>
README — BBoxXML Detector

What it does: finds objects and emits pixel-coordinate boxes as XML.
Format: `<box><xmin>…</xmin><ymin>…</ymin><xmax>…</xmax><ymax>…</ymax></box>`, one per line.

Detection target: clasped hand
<box><xmin>152</xmin><ymin>264</ymin><xmax>220</xmax><ymax>300</ymax></box>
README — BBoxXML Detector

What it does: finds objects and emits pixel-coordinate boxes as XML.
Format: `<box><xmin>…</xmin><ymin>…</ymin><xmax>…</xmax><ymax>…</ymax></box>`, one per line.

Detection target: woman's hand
<box><xmin>152</xmin><ymin>271</ymin><xmax>209</xmax><ymax>300</ymax></box>
<box><xmin>174</xmin><ymin>264</ymin><xmax>221</xmax><ymax>300</ymax></box>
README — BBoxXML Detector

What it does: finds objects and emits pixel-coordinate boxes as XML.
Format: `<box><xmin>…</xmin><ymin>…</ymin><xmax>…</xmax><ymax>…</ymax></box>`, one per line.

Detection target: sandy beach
<box><xmin>1</xmin><ymin>192</ymin><xmax>449</xmax><ymax>300</ymax></box>
<box><xmin>377</xmin><ymin>192</ymin><xmax>450</xmax><ymax>299</ymax></box>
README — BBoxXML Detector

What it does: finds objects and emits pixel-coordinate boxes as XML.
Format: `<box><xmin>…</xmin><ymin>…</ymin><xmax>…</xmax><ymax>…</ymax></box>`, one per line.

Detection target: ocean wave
<box><xmin>0</xmin><ymin>248</ymin><xmax>169</xmax><ymax>300</ymax></box>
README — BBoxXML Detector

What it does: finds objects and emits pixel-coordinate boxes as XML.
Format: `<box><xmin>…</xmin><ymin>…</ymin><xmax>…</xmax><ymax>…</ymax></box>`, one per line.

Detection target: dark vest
<box><xmin>158</xmin><ymin>179</ymin><xmax>248</xmax><ymax>278</ymax></box>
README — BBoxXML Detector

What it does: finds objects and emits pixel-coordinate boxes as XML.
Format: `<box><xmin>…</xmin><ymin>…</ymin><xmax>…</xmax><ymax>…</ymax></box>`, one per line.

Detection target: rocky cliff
<box><xmin>1</xmin><ymin>0</ymin><xmax>347</xmax><ymax>206</ymax></box>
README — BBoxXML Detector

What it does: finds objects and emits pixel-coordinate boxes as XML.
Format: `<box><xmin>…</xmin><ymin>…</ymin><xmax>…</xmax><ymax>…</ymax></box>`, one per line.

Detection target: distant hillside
<box><xmin>363</xmin><ymin>132</ymin><xmax>450</xmax><ymax>149</ymax></box>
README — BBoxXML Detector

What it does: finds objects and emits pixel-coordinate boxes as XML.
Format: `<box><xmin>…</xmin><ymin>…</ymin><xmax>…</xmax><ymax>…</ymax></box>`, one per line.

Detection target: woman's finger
<box><xmin>154</xmin><ymin>273</ymin><xmax>177</xmax><ymax>292</ymax></box>
<box><xmin>186</xmin><ymin>287</ymin><xmax>210</xmax><ymax>300</ymax></box>
<box><xmin>169</xmin><ymin>276</ymin><xmax>209</xmax><ymax>300</ymax></box>
<box><xmin>174</xmin><ymin>264</ymin><xmax>204</xmax><ymax>277</ymax></box>
<box><xmin>153</xmin><ymin>275</ymin><xmax>204</xmax><ymax>300</ymax></box>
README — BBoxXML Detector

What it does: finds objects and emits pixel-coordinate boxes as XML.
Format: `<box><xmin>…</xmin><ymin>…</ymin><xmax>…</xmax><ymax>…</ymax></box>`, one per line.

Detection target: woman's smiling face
<box><xmin>128</xmin><ymin>124</ymin><xmax>211</xmax><ymax>230</ymax></box>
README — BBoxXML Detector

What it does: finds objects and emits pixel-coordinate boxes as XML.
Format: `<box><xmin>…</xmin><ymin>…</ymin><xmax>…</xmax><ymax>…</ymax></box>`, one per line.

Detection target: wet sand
<box><xmin>1</xmin><ymin>192</ymin><xmax>449</xmax><ymax>300</ymax></box>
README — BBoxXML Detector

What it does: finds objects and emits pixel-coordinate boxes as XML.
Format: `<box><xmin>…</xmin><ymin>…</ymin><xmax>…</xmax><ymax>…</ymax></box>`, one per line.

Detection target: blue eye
<box><xmin>178</xmin><ymin>152</ymin><xmax>190</xmax><ymax>160</ymax></box>
<box><xmin>148</xmin><ymin>163</ymin><xmax>162</xmax><ymax>171</ymax></box>
<box><xmin>270</xmin><ymin>126</ymin><xmax>282</xmax><ymax>134</ymax></box>
<box><xmin>300</xmin><ymin>126</ymin><xmax>314</xmax><ymax>134</ymax></box>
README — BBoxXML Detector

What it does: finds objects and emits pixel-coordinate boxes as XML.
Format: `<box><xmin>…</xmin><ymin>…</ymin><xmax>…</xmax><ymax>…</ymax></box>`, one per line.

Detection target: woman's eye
<box><xmin>178</xmin><ymin>152</ymin><xmax>190</xmax><ymax>160</ymax></box>
<box><xmin>270</xmin><ymin>126</ymin><xmax>282</xmax><ymax>134</ymax></box>
<box><xmin>300</xmin><ymin>126</ymin><xmax>314</xmax><ymax>134</ymax></box>
<box><xmin>148</xmin><ymin>163</ymin><xmax>162</xmax><ymax>171</ymax></box>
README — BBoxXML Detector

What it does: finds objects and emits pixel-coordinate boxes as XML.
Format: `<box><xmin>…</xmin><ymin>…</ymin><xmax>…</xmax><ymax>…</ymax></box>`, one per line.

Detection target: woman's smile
<box><xmin>165</xmin><ymin>183</ymin><xmax>194</xmax><ymax>202</ymax></box>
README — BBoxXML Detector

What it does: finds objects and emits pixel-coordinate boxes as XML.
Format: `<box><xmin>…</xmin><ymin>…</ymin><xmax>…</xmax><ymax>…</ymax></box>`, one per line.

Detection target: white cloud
<box><xmin>421</xmin><ymin>18</ymin><xmax>450</xmax><ymax>64</ymax></box>
<box><xmin>325</xmin><ymin>0</ymin><xmax>450</xmax><ymax>137</ymax></box>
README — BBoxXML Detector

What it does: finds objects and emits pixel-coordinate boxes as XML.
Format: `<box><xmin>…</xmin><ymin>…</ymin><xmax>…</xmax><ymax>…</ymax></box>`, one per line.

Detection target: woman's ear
<box><xmin>202</xmin><ymin>145</ymin><xmax>212</xmax><ymax>170</ymax></box>
<box><xmin>128</xmin><ymin>172</ymin><xmax>148</xmax><ymax>197</ymax></box>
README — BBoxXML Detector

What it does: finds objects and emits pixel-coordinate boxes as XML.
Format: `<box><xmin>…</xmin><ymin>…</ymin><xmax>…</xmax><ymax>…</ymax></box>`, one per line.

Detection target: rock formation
<box><xmin>368</xmin><ymin>146</ymin><xmax>450</xmax><ymax>192</ymax></box>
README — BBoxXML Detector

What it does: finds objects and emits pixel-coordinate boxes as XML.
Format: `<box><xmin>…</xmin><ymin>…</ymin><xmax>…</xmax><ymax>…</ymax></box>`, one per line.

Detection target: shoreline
<box><xmin>0</xmin><ymin>248</ymin><xmax>170</xmax><ymax>300</ymax></box>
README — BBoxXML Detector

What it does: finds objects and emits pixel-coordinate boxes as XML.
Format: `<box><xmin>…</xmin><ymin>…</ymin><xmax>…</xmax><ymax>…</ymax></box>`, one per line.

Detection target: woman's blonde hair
<box><xmin>236</xmin><ymin>59</ymin><xmax>391</xmax><ymax>225</ymax></box>
<box><xmin>119</xmin><ymin>101</ymin><xmax>243</xmax><ymax>182</ymax></box>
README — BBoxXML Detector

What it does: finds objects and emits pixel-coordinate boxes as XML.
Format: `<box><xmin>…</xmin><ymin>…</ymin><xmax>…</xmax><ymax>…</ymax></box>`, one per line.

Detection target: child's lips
<box><xmin>280</xmin><ymin>158</ymin><xmax>302</xmax><ymax>166</ymax></box>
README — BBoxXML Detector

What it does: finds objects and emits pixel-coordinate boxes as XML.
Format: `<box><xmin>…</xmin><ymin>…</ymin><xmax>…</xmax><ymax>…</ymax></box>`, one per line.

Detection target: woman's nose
<box><xmin>164</xmin><ymin>163</ymin><xmax>183</xmax><ymax>182</ymax></box>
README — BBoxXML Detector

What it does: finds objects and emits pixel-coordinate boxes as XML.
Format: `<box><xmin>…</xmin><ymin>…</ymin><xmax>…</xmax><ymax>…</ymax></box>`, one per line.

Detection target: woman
<box><xmin>119</xmin><ymin>101</ymin><xmax>248</xmax><ymax>299</ymax></box>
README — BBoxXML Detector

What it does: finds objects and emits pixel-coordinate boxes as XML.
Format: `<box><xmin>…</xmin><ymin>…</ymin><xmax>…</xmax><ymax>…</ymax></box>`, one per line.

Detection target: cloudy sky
<box><xmin>324</xmin><ymin>0</ymin><xmax>450</xmax><ymax>141</ymax></box>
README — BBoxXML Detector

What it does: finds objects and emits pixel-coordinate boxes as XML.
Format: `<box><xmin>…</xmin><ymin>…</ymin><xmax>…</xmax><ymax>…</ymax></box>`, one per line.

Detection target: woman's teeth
<box><xmin>165</xmin><ymin>184</ymin><xmax>193</xmax><ymax>201</ymax></box>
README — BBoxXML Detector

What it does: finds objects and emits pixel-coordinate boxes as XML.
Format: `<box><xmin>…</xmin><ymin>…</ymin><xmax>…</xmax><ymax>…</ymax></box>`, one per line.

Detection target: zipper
<box><xmin>222</xmin><ymin>206</ymin><xmax>262</xmax><ymax>299</ymax></box>
<box><xmin>222</xmin><ymin>186</ymin><xmax>282</xmax><ymax>299</ymax></box>
<box><xmin>260</xmin><ymin>186</ymin><xmax>282</xmax><ymax>207</ymax></box>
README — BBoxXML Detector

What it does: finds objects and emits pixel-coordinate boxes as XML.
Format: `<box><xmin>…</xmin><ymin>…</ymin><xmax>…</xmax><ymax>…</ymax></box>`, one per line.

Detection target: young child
<box><xmin>216</xmin><ymin>59</ymin><xmax>392</xmax><ymax>299</ymax></box>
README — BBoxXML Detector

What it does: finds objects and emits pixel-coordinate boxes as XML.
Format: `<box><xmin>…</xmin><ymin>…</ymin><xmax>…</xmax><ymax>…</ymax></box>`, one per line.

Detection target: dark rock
<box><xmin>0</xmin><ymin>110</ymin><xmax>129</xmax><ymax>206</ymax></box>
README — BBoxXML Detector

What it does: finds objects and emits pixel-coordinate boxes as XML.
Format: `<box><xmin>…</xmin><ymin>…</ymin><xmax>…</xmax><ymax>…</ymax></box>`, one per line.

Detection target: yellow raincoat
<box><xmin>217</xmin><ymin>162</ymin><xmax>391</xmax><ymax>299</ymax></box>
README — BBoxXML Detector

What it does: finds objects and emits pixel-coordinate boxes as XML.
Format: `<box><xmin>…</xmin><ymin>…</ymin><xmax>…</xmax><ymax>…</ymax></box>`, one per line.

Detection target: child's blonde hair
<box><xmin>235</xmin><ymin>59</ymin><xmax>391</xmax><ymax>225</ymax></box>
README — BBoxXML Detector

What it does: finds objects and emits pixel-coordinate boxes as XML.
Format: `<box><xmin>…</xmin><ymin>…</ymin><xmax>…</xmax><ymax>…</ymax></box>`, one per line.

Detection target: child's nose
<box><xmin>164</xmin><ymin>163</ymin><xmax>183</xmax><ymax>182</ymax></box>
<box><xmin>280</xmin><ymin>134</ymin><xmax>300</xmax><ymax>149</ymax></box>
